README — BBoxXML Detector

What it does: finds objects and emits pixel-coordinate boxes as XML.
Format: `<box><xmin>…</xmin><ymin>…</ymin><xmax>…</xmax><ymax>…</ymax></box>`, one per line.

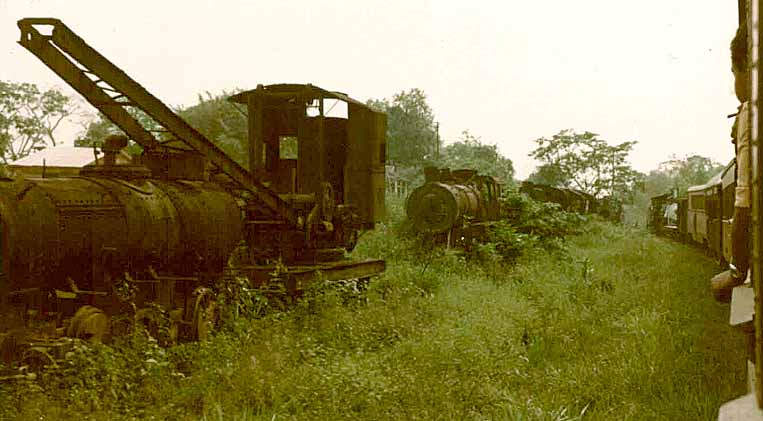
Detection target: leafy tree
<box><xmin>176</xmin><ymin>91</ymin><xmax>247</xmax><ymax>166</ymax></box>
<box><xmin>367</xmin><ymin>88</ymin><xmax>437</xmax><ymax>167</ymax></box>
<box><xmin>526</xmin><ymin>164</ymin><xmax>567</xmax><ymax>187</ymax></box>
<box><xmin>649</xmin><ymin>154</ymin><xmax>725</xmax><ymax>196</ymax></box>
<box><xmin>75</xmin><ymin>108</ymin><xmax>160</xmax><ymax>156</ymax></box>
<box><xmin>0</xmin><ymin>81</ymin><xmax>79</xmax><ymax>163</ymax></box>
<box><xmin>75</xmin><ymin>108</ymin><xmax>160</xmax><ymax>147</ymax></box>
<box><xmin>75</xmin><ymin>90</ymin><xmax>248</xmax><ymax>164</ymax></box>
<box><xmin>435</xmin><ymin>130</ymin><xmax>515</xmax><ymax>186</ymax></box>
<box><xmin>528</xmin><ymin>129</ymin><xmax>643</xmax><ymax>199</ymax></box>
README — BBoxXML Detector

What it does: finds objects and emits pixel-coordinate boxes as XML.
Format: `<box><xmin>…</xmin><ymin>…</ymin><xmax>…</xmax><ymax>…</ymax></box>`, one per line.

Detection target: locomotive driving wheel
<box><xmin>191</xmin><ymin>287</ymin><xmax>217</xmax><ymax>342</ymax></box>
<box><xmin>110</xmin><ymin>314</ymin><xmax>134</xmax><ymax>337</ymax></box>
<box><xmin>66</xmin><ymin>306</ymin><xmax>109</xmax><ymax>343</ymax></box>
<box><xmin>20</xmin><ymin>347</ymin><xmax>56</xmax><ymax>373</ymax></box>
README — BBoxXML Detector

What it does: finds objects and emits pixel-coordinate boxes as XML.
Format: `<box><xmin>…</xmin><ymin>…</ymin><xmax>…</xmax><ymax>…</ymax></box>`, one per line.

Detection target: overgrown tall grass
<box><xmin>0</xmin><ymin>195</ymin><xmax>746</xmax><ymax>420</ymax></box>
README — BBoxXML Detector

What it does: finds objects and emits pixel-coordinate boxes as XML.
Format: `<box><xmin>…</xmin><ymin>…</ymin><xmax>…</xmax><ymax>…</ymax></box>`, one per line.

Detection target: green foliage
<box><xmin>529</xmin><ymin>129</ymin><xmax>644</xmax><ymax>200</ymax></box>
<box><xmin>367</xmin><ymin>88</ymin><xmax>437</xmax><ymax>167</ymax></box>
<box><xmin>478</xmin><ymin>222</ymin><xmax>534</xmax><ymax>263</ymax></box>
<box><xmin>1</xmin><ymin>198</ymin><xmax>744</xmax><ymax>420</ymax></box>
<box><xmin>0</xmin><ymin>333</ymin><xmax>182</xmax><ymax>419</ymax></box>
<box><xmin>370</xmin><ymin>89</ymin><xmax>517</xmax><ymax>192</ymax></box>
<box><xmin>434</xmin><ymin>130</ymin><xmax>515</xmax><ymax>186</ymax></box>
<box><xmin>503</xmin><ymin>192</ymin><xmax>585</xmax><ymax>240</ymax></box>
<box><xmin>215</xmin><ymin>275</ymin><xmax>273</xmax><ymax>324</ymax></box>
<box><xmin>0</xmin><ymin>80</ymin><xmax>79</xmax><ymax>163</ymax></box>
<box><xmin>74</xmin><ymin>109</ymin><xmax>157</xmax><ymax>156</ymax></box>
<box><xmin>526</xmin><ymin>162</ymin><xmax>568</xmax><ymax>186</ymax></box>
<box><xmin>475</xmin><ymin>193</ymin><xmax>585</xmax><ymax>263</ymax></box>
<box><xmin>177</xmin><ymin>91</ymin><xmax>248</xmax><ymax>166</ymax></box>
<box><xmin>647</xmin><ymin>154</ymin><xmax>726</xmax><ymax>197</ymax></box>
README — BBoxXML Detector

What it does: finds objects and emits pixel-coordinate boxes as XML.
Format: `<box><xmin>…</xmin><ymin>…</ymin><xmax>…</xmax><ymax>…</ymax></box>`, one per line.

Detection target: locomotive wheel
<box><xmin>110</xmin><ymin>314</ymin><xmax>134</xmax><ymax>337</ymax></box>
<box><xmin>168</xmin><ymin>308</ymin><xmax>183</xmax><ymax>345</ymax></box>
<box><xmin>191</xmin><ymin>288</ymin><xmax>217</xmax><ymax>342</ymax></box>
<box><xmin>21</xmin><ymin>347</ymin><xmax>56</xmax><ymax>372</ymax></box>
<box><xmin>67</xmin><ymin>306</ymin><xmax>109</xmax><ymax>343</ymax></box>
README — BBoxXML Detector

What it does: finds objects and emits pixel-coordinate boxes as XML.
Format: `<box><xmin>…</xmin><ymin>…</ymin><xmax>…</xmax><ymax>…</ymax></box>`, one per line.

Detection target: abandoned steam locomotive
<box><xmin>405</xmin><ymin>167</ymin><xmax>502</xmax><ymax>247</ymax></box>
<box><xmin>0</xmin><ymin>18</ymin><xmax>386</xmax><ymax>359</ymax></box>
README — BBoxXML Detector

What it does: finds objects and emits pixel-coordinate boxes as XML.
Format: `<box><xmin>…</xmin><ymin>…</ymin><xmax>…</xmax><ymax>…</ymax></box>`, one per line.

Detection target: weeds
<box><xmin>0</xmin><ymin>200</ymin><xmax>747</xmax><ymax>420</ymax></box>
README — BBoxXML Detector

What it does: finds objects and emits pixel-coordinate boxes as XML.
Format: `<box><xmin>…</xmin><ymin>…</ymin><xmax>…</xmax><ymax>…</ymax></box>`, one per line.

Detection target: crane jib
<box><xmin>16</xmin><ymin>18</ymin><xmax>296</xmax><ymax>227</ymax></box>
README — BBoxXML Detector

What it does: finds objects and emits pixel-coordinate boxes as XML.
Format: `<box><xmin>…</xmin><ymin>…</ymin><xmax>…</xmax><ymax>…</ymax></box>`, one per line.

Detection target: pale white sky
<box><xmin>0</xmin><ymin>0</ymin><xmax>739</xmax><ymax>179</ymax></box>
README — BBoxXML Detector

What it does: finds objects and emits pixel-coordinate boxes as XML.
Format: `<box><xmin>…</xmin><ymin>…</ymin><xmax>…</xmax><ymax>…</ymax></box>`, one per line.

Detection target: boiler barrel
<box><xmin>0</xmin><ymin>177</ymin><xmax>243</xmax><ymax>292</ymax></box>
<box><xmin>405</xmin><ymin>182</ymin><xmax>479</xmax><ymax>233</ymax></box>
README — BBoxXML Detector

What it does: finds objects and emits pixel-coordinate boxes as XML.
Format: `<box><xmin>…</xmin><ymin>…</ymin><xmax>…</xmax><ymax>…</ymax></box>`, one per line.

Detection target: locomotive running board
<box><xmin>17</xmin><ymin>18</ymin><xmax>296</xmax><ymax>226</ymax></box>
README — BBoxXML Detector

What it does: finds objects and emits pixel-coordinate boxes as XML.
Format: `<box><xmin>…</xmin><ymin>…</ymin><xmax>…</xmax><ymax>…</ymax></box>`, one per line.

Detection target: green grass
<box><xmin>0</xmin><ymin>200</ymin><xmax>747</xmax><ymax>420</ymax></box>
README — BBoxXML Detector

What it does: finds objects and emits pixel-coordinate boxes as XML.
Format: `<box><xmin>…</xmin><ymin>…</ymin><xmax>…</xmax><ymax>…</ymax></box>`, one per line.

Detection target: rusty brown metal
<box><xmin>0</xmin><ymin>176</ymin><xmax>243</xmax><ymax>298</ymax></box>
<box><xmin>230</xmin><ymin>84</ymin><xmax>387</xmax><ymax>229</ymax></box>
<box><xmin>235</xmin><ymin>258</ymin><xmax>386</xmax><ymax>295</ymax></box>
<box><xmin>406</xmin><ymin>167</ymin><xmax>502</xmax><ymax>244</ymax></box>
<box><xmin>3</xmin><ymin>18</ymin><xmax>388</xmax><ymax>355</ymax></box>
<box><xmin>17</xmin><ymin>18</ymin><xmax>296</xmax><ymax>226</ymax></box>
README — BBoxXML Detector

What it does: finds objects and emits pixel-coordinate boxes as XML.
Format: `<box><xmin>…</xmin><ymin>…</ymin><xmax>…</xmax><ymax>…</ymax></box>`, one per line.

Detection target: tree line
<box><xmin>0</xmin><ymin>79</ymin><xmax>725</xmax><ymax>223</ymax></box>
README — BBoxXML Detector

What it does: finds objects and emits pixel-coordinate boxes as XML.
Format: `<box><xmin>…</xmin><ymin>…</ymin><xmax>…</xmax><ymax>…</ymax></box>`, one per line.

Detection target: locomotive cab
<box><xmin>229</xmin><ymin>84</ymin><xmax>386</xmax><ymax>230</ymax></box>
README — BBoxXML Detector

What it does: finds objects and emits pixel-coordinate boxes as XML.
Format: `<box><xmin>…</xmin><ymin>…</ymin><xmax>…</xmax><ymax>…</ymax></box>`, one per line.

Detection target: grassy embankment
<box><xmin>1</xmin><ymin>196</ymin><xmax>747</xmax><ymax>420</ymax></box>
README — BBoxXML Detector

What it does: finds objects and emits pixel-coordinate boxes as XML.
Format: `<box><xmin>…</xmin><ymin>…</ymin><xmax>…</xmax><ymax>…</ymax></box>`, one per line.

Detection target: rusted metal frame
<box><xmin>147</xmin><ymin>266</ymin><xmax>197</xmax><ymax>282</ymax></box>
<box><xmin>290</xmin><ymin>259</ymin><xmax>385</xmax><ymax>283</ymax></box>
<box><xmin>316</xmin><ymin>88</ymin><xmax>327</xmax><ymax>184</ymax></box>
<box><xmin>246</xmin><ymin>220</ymin><xmax>289</xmax><ymax>226</ymax></box>
<box><xmin>241</xmin><ymin>258</ymin><xmax>385</xmax><ymax>289</ymax></box>
<box><xmin>63</xmin><ymin>277</ymin><xmax>108</xmax><ymax>297</ymax></box>
<box><xmin>47</xmin><ymin>21</ymin><xmax>295</xmax><ymax>225</ymax></box>
<box><xmin>17</xmin><ymin>22</ymin><xmax>159</xmax><ymax>149</ymax></box>
<box><xmin>6</xmin><ymin>287</ymin><xmax>40</xmax><ymax>296</ymax></box>
<box><xmin>18</xmin><ymin>18</ymin><xmax>296</xmax><ymax>226</ymax></box>
<box><xmin>248</xmin><ymin>85</ymin><xmax>265</xmax><ymax>179</ymax></box>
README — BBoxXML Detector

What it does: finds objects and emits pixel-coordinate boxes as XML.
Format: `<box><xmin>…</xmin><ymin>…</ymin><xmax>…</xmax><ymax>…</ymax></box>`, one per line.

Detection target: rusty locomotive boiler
<box><xmin>405</xmin><ymin>167</ymin><xmax>502</xmax><ymax>247</ymax></box>
<box><xmin>2</xmin><ymin>140</ymin><xmax>244</xmax><ymax>287</ymax></box>
<box><xmin>0</xmin><ymin>18</ymin><xmax>386</xmax><ymax>362</ymax></box>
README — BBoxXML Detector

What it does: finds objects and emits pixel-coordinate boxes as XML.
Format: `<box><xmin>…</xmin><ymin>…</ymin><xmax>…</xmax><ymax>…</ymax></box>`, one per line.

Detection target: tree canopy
<box><xmin>528</xmin><ymin>129</ymin><xmax>643</xmax><ymax>199</ymax></box>
<box><xmin>644</xmin><ymin>154</ymin><xmax>726</xmax><ymax>197</ymax></box>
<box><xmin>367</xmin><ymin>88</ymin><xmax>437</xmax><ymax>167</ymax></box>
<box><xmin>176</xmin><ymin>91</ymin><xmax>248</xmax><ymax>166</ymax></box>
<box><xmin>0</xmin><ymin>81</ymin><xmax>79</xmax><ymax>163</ymax></box>
<box><xmin>435</xmin><ymin>130</ymin><xmax>515</xmax><ymax>186</ymax></box>
<box><xmin>75</xmin><ymin>108</ymin><xmax>160</xmax><ymax>156</ymax></box>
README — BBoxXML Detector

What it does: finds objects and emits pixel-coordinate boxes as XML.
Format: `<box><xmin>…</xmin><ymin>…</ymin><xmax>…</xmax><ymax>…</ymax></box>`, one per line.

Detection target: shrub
<box><xmin>501</xmin><ymin>191</ymin><xmax>585</xmax><ymax>241</ymax></box>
